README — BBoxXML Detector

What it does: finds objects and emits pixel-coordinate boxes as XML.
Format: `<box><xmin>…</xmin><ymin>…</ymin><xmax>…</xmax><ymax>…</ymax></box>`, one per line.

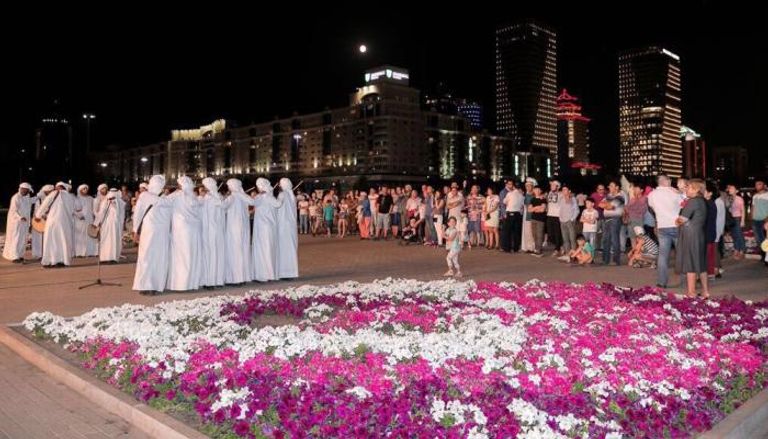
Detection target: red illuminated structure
<box><xmin>556</xmin><ymin>89</ymin><xmax>594</xmax><ymax>175</ymax></box>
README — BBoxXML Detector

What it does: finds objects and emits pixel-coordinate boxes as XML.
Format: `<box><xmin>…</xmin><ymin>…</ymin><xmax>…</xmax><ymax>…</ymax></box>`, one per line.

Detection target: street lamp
<box><xmin>359</xmin><ymin>44</ymin><xmax>367</xmax><ymax>54</ymax></box>
<box><xmin>83</xmin><ymin>113</ymin><xmax>96</xmax><ymax>154</ymax></box>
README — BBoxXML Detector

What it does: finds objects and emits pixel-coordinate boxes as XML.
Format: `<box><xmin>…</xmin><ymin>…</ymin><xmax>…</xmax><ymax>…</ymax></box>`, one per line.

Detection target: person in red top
<box><xmin>626</xmin><ymin>184</ymin><xmax>648</xmax><ymax>241</ymax></box>
<box><xmin>590</xmin><ymin>184</ymin><xmax>607</xmax><ymax>217</ymax></box>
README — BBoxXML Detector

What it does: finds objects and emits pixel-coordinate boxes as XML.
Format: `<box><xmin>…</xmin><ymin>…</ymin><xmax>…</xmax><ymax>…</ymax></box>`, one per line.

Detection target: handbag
<box><xmin>87</xmin><ymin>224</ymin><xmax>101</xmax><ymax>239</ymax></box>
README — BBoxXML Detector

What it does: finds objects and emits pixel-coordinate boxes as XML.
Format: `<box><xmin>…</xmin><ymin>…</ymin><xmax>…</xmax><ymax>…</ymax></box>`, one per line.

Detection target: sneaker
<box><xmin>443</xmin><ymin>270</ymin><xmax>454</xmax><ymax>277</ymax></box>
<box><xmin>532</xmin><ymin>252</ymin><xmax>544</xmax><ymax>258</ymax></box>
<box><xmin>551</xmin><ymin>251</ymin><xmax>560</xmax><ymax>258</ymax></box>
<box><xmin>557</xmin><ymin>255</ymin><xmax>570</xmax><ymax>262</ymax></box>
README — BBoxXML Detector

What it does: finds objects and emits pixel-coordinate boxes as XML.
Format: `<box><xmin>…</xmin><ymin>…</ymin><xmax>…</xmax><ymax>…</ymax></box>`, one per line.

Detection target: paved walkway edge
<box><xmin>0</xmin><ymin>325</ymin><xmax>207</xmax><ymax>439</ymax></box>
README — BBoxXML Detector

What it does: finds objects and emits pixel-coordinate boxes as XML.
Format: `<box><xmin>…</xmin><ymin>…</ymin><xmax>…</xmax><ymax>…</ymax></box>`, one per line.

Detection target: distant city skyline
<box><xmin>0</xmin><ymin>3</ymin><xmax>764</xmax><ymax>194</ymax></box>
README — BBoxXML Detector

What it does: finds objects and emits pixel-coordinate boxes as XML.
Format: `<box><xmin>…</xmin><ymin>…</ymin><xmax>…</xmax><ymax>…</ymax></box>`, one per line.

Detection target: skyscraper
<box><xmin>681</xmin><ymin>125</ymin><xmax>707</xmax><ymax>178</ymax></box>
<box><xmin>556</xmin><ymin>88</ymin><xmax>591</xmax><ymax>175</ymax></box>
<box><xmin>618</xmin><ymin>47</ymin><xmax>682</xmax><ymax>177</ymax></box>
<box><xmin>35</xmin><ymin>99</ymin><xmax>74</xmax><ymax>183</ymax></box>
<box><xmin>712</xmin><ymin>146</ymin><xmax>748</xmax><ymax>183</ymax></box>
<box><xmin>495</xmin><ymin>22</ymin><xmax>558</xmax><ymax>158</ymax></box>
<box><xmin>456</xmin><ymin>100</ymin><xmax>483</xmax><ymax>130</ymax></box>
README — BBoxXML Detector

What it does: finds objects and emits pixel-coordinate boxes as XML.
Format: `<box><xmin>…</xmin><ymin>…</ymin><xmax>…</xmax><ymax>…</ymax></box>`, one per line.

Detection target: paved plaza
<box><xmin>0</xmin><ymin>236</ymin><xmax>766</xmax><ymax>438</ymax></box>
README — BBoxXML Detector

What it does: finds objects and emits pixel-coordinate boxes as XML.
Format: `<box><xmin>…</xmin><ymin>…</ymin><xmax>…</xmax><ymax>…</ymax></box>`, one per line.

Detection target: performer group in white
<box><xmin>2</xmin><ymin>175</ymin><xmax>299</xmax><ymax>295</ymax></box>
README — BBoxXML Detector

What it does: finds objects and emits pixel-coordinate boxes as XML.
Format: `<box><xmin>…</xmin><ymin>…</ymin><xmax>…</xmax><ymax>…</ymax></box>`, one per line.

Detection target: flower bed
<box><xmin>24</xmin><ymin>279</ymin><xmax>768</xmax><ymax>438</ymax></box>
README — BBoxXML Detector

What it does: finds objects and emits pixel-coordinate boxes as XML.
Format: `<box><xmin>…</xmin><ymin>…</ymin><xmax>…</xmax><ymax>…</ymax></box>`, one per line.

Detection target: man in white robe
<box><xmin>276</xmin><ymin>178</ymin><xmax>298</xmax><ymax>279</ymax></box>
<box><xmin>36</xmin><ymin>182</ymin><xmax>76</xmax><ymax>267</ymax></box>
<box><xmin>223</xmin><ymin>178</ymin><xmax>253</xmax><ymax>284</ymax></box>
<box><xmin>252</xmin><ymin>178</ymin><xmax>282</xmax><ymax>282</ymax></box>
<box><xmin>93</xmin><ymin>189</ymin><xmax>123</xmax><ymax>263</ymax></box>
<box><xmin>73</xmin><ymin>184</ymin><xmax>98</xmax><ymax>257</ymax></box>
<box><xmin>132</xmin><ymin>175</ymin><xmax>173</xmax><ymax>295</ymax></box>
<box><xmin>200</xmin><ymin>177</ymin><xmax>226</xmax><ymax>288</ymax></box>
<box><xmin>3</xmin><ymin>183</ymin><xmax>33</xmax><ymax>262</ymax></box>
<box><xmin>31</xmin><ymin>185</ymin><xmax>54</xmax><ymax>260</ymax></box>
<box><xmin>112</xmin><ymin>188</ymin><xmax>127</xmax><ymax>237</ymax></box>
<box><xmin>93</xmin><ymin>184</ymin><xmax>108</xmax><ymax>216</ymax></box>
<box><xmin>166</xmin><ymin>176</ymin><xmax>202</xmax><ymax>291</ymax></box>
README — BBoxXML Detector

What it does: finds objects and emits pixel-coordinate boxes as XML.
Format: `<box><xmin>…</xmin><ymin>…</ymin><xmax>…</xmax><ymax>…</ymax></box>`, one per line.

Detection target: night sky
<box><xmin>1</xmin><ymin>2</ymin><xmax>765</xmax><ymax>194</ymax></box>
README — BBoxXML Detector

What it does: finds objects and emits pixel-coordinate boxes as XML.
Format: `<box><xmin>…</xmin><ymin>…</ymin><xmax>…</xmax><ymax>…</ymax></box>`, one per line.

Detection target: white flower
<box><xmin>430</xmin><ymin>398</ymin><xmax>486</xmax><ymax>427</ymax></box>
<box><xmin>345</xmin><ymin>386</ymin><xmax>373</xmax><ymax>400</ymax></box>
<box><xmin>210</xmin><ymin>387</ymin><xmax>251</xmax><ymax>413</ymax></box>
<box><xmin>467</xmin><ymin>425</ymin><xmax>490</xmax><ymax>439</ymax></box>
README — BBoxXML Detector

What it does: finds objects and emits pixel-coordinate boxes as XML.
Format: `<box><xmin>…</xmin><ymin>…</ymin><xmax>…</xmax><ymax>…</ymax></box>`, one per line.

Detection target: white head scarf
<box><xmin>177</xmin><ymin>176</ymin><xmax>195</xmax><ymax>195</ymax></box>
<box><xmin>19</xmin><ymin>182</ymin><xmax>33</xmax><ymax>193</ymax></box>
<box><xmin>256</xmin><ymin>177</ymin><xmax>271</xmax><ymax>193</ymax></box>
<box><xmin>148</xmin><ymin>175</ymin><xmax>165</xmax><ymax>195</ymax></box>
<box><xmin>227</xmin><ymin>178</ymin><xmax>244</xmax><ymax>193</ymax></box>
<box><xmin>279</xmin><ymin>178</ymin><xmax>293</xmax><ymax>192</ymax></box>
<box><xmin>202</xmin><ymin>177</ymin><xmax>220</xmax><ymax>198</ymax></box>
<box><xmin>77</xmin><ymin>184</ymin><xmax>89</xmax><ymax>195</ymax></box>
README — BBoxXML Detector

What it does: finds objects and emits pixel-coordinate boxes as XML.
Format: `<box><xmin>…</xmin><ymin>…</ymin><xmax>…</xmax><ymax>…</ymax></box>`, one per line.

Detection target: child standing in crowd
<box><xmin>309</xmin><ymin>199</ymin><xmax>321</xmax><ymax>236</ymax></box>
<box><xmin>458</xmin><ymin>211</ymin><xmax>470</xmax><ymax>250</ymax></box>
<box><xmin>338</xmin><ymin>198</ymin><xmax>349</xmax><ymax>239</ymax></box>
<box><xmin>323</xmin><ymin>200</ymin><xmax>335</xmax><ymax>238</ymax></box>
<box><xmin>567</xmin><ymin>234</ymin><xmax>593</xmax><ymax>266</ymax></box>
<box><xmin>443</xmin><ymin>216</ymin><xmax>463</xmax><ymax>278</ymax></box>
<box><xmin>580</xmin><ymin>198</ymin><xmax>599</xmax><ymax>250</ymax></box>
<box><xmin>298</xmin><ymin>197</ymin><xmax>310</xmax><ymax>235</ymax></box>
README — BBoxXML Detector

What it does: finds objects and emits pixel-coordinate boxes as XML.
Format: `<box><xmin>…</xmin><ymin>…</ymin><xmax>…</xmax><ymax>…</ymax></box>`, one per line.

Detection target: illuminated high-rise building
<box><xmin>680</xmin><ymin>125</ymin><xmax>707</xmax><ymax>178</ymax></box>
<box><xmin>618</xmin><ymin>47</ymin><xmax>682</xmax><ymax>177</ymax></box>
<box><xmin>495</xmin><ymin>21</ymin><xmax>557</xmax><ymax>159</ymax></box>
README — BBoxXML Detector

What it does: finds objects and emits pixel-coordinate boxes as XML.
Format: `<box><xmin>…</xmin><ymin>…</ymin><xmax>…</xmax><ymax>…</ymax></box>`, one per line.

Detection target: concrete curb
<box><xmin>698</xmin><ymin>386</ymin><xmax>768</xmax><ymax>438</ymax></box>
<box><xmin>0</xmin><ymin>325</ymin><xmax>207</xmax><ymax>439</ymax></box>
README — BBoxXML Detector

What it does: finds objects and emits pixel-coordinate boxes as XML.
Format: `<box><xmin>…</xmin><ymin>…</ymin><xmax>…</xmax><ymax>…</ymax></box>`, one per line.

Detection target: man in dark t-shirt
<box><xmin>376</xmin><ymin>187</ymin><xmax>394</xmax><ymax>240</ymax></box>
<box><xmin>529</xmin><ymin>186</ymin><xmax>548</xmax><ymax>255</ymax></box>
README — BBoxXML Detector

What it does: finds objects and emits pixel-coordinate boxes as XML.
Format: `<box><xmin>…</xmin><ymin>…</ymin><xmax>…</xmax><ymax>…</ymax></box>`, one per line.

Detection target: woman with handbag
<box><xmin>483</xmin><ymin>187</ymin><xmax>500</xmax><ymax>250</ymax></box>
